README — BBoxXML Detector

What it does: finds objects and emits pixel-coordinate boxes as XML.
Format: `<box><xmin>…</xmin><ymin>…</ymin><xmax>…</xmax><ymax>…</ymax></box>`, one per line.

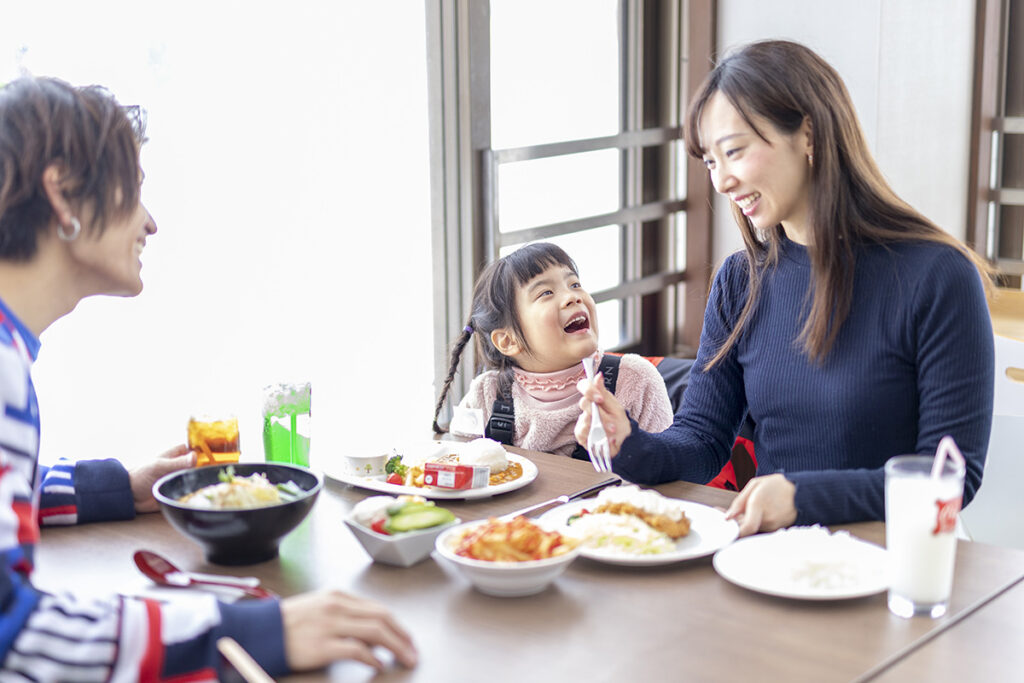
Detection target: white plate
<box><xmin>324</xmin><ymin>445</ymin><xmax>538</xmax><ymax>500</ymax></box>
<box><xmin>538</xmin><ymin>498</ymin><xmax>739</xmax><ymax>566</ymax></box>
<box><xmin>712</xmin><ymin>526</ymin><xmax>888</xmax><ymax>600</ymax></box>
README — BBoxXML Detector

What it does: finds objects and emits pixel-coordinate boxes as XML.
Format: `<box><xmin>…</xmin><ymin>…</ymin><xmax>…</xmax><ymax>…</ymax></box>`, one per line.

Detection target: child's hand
<box><xmin>575</xmin><ymin>374</ymin><xmax>631</xmax><ymax>458</ymax></box>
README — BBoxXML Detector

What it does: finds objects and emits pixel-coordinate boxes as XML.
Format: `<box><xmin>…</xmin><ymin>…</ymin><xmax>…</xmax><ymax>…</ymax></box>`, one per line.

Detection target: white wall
<box><xmin>712</xmin><ymin>0</ymin><xmax>976</xmax><ymax>266</ymax></box>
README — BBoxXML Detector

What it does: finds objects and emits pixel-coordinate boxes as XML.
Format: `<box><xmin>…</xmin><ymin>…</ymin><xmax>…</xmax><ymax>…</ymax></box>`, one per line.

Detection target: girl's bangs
<box><xmin>506</xmin><ymin>243</ymin><xmax>578</xmax><ymax>287</ymax></box>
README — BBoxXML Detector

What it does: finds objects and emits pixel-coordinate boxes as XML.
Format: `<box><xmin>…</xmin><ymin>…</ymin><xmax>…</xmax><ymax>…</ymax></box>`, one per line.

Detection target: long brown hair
<box><xmin>0</xmin><ymin>77</ymin><xmax>146</xmax><ymax>260</ymax></box>
<box><xmin>685</xmin><ymin>40</ymin><xmax>993</xmax><ymax>366</ymax></box>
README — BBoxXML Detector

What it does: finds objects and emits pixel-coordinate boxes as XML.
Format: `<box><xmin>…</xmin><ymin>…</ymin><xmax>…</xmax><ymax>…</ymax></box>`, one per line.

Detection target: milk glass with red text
<box><xmin>884</xmin><ymin>455</ymin><xmax>965</xmax><ymax>618</ymax></box>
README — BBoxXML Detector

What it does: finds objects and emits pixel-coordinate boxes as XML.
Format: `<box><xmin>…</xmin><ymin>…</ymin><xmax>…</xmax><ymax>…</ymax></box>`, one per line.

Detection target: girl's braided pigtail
<box><xmin>432</xmin><ymin>324</ymin><xmax>475</xmax><ymax>433</ymax></box>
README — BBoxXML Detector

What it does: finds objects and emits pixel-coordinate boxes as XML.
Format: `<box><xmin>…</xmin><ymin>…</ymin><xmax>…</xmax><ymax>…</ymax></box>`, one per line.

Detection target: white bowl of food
<box><xmin>345</xmin><ymin>496</ymin><xmax>459</xmax><ymax>567</ymax></box>
<box><xmin>434</xmin><ymin>517</ymin><xmax>580</xmax><ymax>597</ymax></box>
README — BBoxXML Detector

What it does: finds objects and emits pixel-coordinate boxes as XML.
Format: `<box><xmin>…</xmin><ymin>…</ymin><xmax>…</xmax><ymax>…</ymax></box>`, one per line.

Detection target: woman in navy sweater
<box><xmin>576</xmin><ymin>40</ymin><xmax>994</xmax><ymax>536</ymax></box>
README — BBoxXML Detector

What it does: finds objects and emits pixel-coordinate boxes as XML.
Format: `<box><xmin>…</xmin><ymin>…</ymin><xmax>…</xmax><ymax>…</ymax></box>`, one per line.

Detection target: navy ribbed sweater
<box><xmin>615</xmin><ymin>237</ymin><xmax>994</xmax><ymax>525</ymax></box>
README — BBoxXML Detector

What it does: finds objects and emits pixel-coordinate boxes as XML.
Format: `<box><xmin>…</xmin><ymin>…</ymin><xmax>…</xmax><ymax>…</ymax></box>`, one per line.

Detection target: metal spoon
<box><xmin>133</xmin><ymin>550</ymin><xmax>275</xmax><ymax>599</ymax></box>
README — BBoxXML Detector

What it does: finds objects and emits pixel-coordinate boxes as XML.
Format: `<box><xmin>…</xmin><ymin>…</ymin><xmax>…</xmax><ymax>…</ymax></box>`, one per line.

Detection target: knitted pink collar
<box><xmin>514</xmin><ymin>353</ymin><xmax>600</xmax><ymax>401</ymax></box>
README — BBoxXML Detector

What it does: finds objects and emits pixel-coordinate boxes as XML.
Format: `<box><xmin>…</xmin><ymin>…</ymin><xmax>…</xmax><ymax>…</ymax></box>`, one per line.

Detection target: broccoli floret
<box><xmin>384</xmin><ymin>455</ymin><xmax>407</xmax><ymax>477</ymax></box>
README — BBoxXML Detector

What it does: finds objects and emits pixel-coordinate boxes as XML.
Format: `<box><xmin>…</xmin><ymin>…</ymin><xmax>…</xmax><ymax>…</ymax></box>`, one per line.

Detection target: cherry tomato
<box><xmin>386</xmin><ymin>473</ymin><xmax>404</xmax><ymax>485</ymax></box>
<box><xmin>371</xmin><ymin>519</ymin><xmax>390</xmax><ymax>535</ymax></box>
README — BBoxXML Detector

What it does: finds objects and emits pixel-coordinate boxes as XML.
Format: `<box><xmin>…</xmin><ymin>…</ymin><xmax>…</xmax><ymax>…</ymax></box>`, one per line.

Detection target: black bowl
<box><xmin>153</xmin><ymin>463</ymin><xmax>322</xmax><ymax>565</ymax></box>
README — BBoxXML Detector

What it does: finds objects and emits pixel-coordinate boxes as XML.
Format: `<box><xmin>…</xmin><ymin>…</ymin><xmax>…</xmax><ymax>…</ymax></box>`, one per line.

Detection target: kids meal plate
<box><xmin>324</xmin><ymin>438</ymin><xmax>538</xmax><ymax>500</ymax></box>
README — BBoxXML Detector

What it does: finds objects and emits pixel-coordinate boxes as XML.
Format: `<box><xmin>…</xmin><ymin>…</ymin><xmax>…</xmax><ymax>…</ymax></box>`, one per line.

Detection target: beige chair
<box><xmin>958</xmin><ymin>288</ymin><xmax>1024</xmax><ymax>548</ymax></box>
<box><xmin>987</xmin><ymin>286</ymin><xmax>1024</xmax><ymax>342</ymax></box>
<box><xmin>991</xmin><ymin>333</ymin><xmax>1024</xmax><ymax>416</ymax></box>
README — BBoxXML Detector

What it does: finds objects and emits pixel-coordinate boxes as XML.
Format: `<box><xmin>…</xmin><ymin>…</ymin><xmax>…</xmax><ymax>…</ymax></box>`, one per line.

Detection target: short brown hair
<box><xmin>0</xmin><ymin>77</ymin><xmax>146</xmax><ymax>260</ymax></box>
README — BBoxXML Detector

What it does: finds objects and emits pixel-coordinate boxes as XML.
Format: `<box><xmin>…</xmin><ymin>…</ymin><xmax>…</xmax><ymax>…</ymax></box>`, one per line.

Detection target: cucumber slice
<box><xmin>385</xmin><ymin>506</ymin><xmax>455</xmax><ymax>533</ymax></box>
<box><xmin>386</xmin><ymin>501</ymin><xmax>434</xmax><ymax>516</ymax></box>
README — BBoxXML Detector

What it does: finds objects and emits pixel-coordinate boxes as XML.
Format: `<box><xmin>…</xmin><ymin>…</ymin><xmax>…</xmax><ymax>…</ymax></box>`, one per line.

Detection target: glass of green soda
<box><xmin>262</xmin><ymin>382</ymin><xmax>312</xmax><ymax>467</ymax></box>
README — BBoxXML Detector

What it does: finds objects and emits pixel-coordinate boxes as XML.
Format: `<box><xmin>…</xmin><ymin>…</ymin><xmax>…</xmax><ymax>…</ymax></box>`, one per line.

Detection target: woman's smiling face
<box><xmin>698</xmin><ymin>91</ymin><xmax>814</xmax><ymax>243</ymax></box>
<box><xmin>507</xmin><ymin>264</ymin><xmax>599</xmax><ymax>373</ymax></box>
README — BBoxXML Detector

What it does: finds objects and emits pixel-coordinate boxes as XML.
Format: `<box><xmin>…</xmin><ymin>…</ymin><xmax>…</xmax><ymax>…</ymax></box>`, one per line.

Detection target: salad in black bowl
<box><xmin>153</xmin><ymin>463</ymin><xmax>322</xmax><ymax>565</ymax></box>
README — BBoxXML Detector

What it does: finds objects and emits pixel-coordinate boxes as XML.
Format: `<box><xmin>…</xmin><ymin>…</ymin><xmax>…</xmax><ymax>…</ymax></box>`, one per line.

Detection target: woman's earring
<box><xmin>807</xmin><ymin>153</ymin><xmax>814</xmax><ymax>167</ymax></box>
<box><xmin>57</xmin><ymin>216</ymin><xmax>81</xmax><ymax>242</ymax></box>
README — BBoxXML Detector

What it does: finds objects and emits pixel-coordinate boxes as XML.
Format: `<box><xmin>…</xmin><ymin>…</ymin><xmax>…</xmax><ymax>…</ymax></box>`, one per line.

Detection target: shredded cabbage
<box><xmin>178</xmin><ymin>468</ymin><xmax>298</xmax><ymax>509</ymax></box>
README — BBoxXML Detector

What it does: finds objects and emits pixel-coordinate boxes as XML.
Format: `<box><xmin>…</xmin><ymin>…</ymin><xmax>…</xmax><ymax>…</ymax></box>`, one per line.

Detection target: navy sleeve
<box><xmin>74</xmin><ymin>458</ymin><xmax>136</xmax><ymax>523</ymax></box>
<box><xmin>162</xmin><ymin>598</ymin><xmax>289</xmax><ymax>679</ymax></box>
<box><xmin>613</xmin><ymin>254</ymin><xmax>747</xmax><ymax>484</ymax></box>
<box><xmin>217</xmin><ymin>599</ymin><xmax>289</xmax><ymax>677</ymax></box>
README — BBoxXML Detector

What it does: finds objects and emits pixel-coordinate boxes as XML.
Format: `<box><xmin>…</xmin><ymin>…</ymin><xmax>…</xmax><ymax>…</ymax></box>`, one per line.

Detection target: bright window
<box><xmin>1</xmin><ymin>2</ymin><xmax>435</xmax><ymax>468</ymax></box>
<box><xmin>489</xmin><ymin>0</ymin><xmax>625</xmax><ymax>347</ymax></box>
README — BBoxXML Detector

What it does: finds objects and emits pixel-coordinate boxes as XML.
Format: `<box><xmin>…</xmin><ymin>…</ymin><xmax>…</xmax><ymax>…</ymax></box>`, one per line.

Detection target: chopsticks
<box><xmin>217</xmin><ymin>637</ymin><xmax>275</xmax><ymax>683</ymax></box>
<box><xmin>501</xmin><ymin>476</ymin><xmax>622</xmax><ymax>520</ymax></box>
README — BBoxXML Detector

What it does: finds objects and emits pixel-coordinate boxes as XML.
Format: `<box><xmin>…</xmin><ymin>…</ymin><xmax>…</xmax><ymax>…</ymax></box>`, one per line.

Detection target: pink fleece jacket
<box><xmin>455</xmin><ymin>353</ymin><xmax>673</xmax><ymax>456</ymax></box>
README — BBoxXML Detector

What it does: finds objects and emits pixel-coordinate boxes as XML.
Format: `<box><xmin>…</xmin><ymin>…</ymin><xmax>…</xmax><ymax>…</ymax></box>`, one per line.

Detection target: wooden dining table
<box><xmin>33</xmin><ymin>445</ymin><xmax>1024</xmax><ymax>683</ymax></box>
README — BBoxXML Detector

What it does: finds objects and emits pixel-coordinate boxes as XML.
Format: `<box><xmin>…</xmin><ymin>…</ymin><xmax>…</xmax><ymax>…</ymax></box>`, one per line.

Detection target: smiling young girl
<box><xmin>432</xmin><ymin>242</ymin><xmax>672</xmax><ymax>456</ymax></box>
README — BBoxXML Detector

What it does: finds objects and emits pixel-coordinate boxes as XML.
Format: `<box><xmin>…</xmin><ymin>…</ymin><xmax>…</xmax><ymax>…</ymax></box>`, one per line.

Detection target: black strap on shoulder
<box><xmin>485</xmin><ymin>398</ymin><xmax>515</xmax><ymax>445</ymax></box>
<box><xmin>571</xmin><ymin>355</ymin><xmax>621</xmax><ymax>461</ymax></box>
<box><xmin>596</xmin><ymin>354</ymin><xmax>620</xmax><ymax>394</ymax></box>
<box><xmin>485</xmin><ymin>384</ymin><xmax>516</xmax><ymax>445</ymax></box>
<box><xmin>486</xmin><ymin>355</ymin><xmax>622</xmax><ymax>452</ymax></box>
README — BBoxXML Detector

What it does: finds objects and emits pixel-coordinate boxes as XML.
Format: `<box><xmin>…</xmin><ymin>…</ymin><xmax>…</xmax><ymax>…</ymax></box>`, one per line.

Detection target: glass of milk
<box><xmin>884</xmin><ymin>454</ymin><xmax>965</xmax><ymax>618</ymax></box>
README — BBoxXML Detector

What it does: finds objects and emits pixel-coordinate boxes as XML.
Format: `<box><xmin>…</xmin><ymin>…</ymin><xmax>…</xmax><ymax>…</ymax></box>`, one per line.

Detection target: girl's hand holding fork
<box><xmin>575</xmin><ymin>374</ymin><xmax>631</xmax><ymax>458</ymax></box>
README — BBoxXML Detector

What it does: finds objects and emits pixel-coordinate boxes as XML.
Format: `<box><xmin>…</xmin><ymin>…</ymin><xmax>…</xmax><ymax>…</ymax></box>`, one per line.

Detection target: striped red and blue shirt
<box><xmin>0</xmin><ymin>296</ymin><xmax>287</xmax><ymax>681</ymax></box>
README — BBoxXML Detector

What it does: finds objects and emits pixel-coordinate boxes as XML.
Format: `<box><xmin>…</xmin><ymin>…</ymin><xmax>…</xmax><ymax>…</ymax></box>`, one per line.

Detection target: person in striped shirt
<box><xmin>0</xmin><ymin>77</ymin><xmax>417</xmax><ymax>681</ymax></box>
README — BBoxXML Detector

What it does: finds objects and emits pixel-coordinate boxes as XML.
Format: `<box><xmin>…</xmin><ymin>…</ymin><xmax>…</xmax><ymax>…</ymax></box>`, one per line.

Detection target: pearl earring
<box><xmin>807</xmin><ymin>153</ymin><xmax>814</xmax><ymax>167</ymax></box>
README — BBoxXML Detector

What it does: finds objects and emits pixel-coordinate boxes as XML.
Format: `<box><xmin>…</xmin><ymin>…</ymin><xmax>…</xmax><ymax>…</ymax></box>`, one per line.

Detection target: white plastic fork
<box><xmin>580</xmin><ymin>357</ymin><xmax>612</xmax><ymax>473</ymax></box>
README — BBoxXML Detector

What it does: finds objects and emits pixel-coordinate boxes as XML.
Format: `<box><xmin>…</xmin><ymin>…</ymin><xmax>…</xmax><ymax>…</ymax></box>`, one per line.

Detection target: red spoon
<box><xmin>133</xmin><ymin>550</ymin><xmax>276</xmax><ymax>599</ymax></box>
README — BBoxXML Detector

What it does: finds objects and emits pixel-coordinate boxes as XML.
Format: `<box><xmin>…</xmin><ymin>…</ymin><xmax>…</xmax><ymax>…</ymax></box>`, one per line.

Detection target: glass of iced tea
<box><xmin>188</xmin><ymin>414</ymin><xmax>241</xmax><ymax>466</ymax></box>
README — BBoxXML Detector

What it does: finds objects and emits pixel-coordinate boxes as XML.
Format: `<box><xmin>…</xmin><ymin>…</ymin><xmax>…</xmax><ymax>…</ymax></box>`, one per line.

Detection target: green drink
<box><xmin>262</xmin><ymin>382</ymin><xmax>312</xmax><ymax>467</ymax></box>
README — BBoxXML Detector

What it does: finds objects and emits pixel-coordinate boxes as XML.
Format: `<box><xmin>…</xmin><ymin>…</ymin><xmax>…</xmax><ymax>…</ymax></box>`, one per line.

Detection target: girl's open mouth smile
<box><xmin>563</xmin><ymin>314</ymin><xmax>590</xmax><ymax>334</ymax></box>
